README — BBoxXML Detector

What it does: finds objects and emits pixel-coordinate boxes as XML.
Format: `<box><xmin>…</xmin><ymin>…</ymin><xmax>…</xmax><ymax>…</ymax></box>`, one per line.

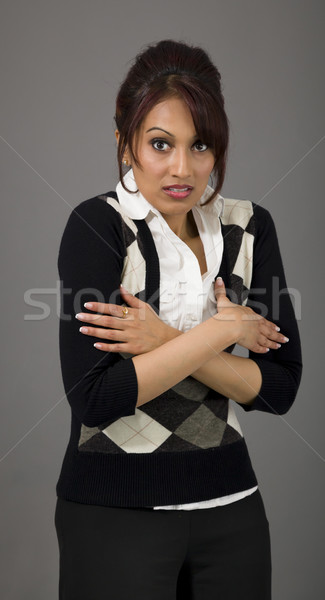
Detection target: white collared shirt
<box><xmin>116</xmin><ymin>170</ymin><xmax>257</xmax><ymax>510</ymax></box>
<box><xmin>116</xmin><ymin>169</ymin><xmax>224</xmax><ymax>332</ymax></box>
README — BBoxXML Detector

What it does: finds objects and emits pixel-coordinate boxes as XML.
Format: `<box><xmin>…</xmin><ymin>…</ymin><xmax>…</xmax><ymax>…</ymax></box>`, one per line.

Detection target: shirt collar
<box><xmin>116</xmin><ymin>168</ymin><xmax>224</xmax><ymax>220</ymax></box>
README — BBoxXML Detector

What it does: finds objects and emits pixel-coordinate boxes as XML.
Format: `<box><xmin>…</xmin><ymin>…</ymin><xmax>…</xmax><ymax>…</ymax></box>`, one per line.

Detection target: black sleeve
<box><xmin>58</xmin><ymin>196</ymin><xmax>138</xmax><ymax>427</ymax></box>
<box><xmin>241</xmin><ymin>203</ymin><xmax>302</xmax><ymax>415</ymax></box>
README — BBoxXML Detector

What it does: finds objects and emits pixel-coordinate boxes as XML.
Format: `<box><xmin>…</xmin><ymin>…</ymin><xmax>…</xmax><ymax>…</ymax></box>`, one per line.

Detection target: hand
<box><xmin>75</xmin><ymin>284</ymin><xmax>180</xmax><ymax>353</ymax></box>
<box><xmin>214</xmin><ymin>277</ymin><xmax>289</xmax><ymax>353</ymax></box>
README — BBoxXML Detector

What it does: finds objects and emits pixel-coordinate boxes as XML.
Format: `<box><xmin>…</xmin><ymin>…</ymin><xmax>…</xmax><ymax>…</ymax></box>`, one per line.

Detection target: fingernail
<box><xmin>84</xmin><ymin>302</ymin><xmax>93</xmax><ymax>309</ymax></box>
<box><xmin>216</xmin><ymin>277</ymin><xmax>223</xmax><ymax>286</ymax></box>
<box><xmin>276</xmin><ymin>343</ymin><xmax>281</xmax><ymax>349</ymax></box>
<box><xmin>79</xmin><ymin>327</ymin><xmax>88</xmax><ymax>333</ymax></box>
<box><xmin>282</xmin><ymin>337</ymin><xmax>289</xmax><ymax>343</ymax></box>
<box><xmin>275</xmin><ymin>326</ymin><xmax>281</xmax><ymax>332</ymax></box>
<box><xmin>75</xmin><ymin>313</ymin><xmax>81</xmax><ymax>320</ymax></box>
<box><xmin>94</xmin><ymin>343</ymin><xmax>102</xmax><ymax>349</ymax></box>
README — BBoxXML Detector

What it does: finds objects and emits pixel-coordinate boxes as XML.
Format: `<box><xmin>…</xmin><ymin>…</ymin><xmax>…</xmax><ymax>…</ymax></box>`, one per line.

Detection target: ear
<box><xmin>115</xmin><ymin>129</ymin><xmax>131</xmax><ymax>166</ymax></box>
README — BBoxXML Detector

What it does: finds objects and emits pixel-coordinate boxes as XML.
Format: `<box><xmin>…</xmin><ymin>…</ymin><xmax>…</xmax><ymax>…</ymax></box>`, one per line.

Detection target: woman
<box><xmin>55</xmin><ymin>40</ymin><xmax>302</xmax><ymax>599</ymax></box>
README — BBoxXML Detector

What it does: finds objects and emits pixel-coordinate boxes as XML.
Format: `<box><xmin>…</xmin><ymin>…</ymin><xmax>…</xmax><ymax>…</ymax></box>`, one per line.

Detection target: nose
<box><xmin>169</xmin><ymin>147</ymin><xmax>192</xmax><ymax>179</ymax></box>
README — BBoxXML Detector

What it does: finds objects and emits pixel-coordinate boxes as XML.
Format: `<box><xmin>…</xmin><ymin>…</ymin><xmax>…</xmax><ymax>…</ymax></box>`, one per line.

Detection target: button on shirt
<box><xmin>116</xmin><ymin>170</ymin><xmax>257</xmax><ymax>510</ymax></box>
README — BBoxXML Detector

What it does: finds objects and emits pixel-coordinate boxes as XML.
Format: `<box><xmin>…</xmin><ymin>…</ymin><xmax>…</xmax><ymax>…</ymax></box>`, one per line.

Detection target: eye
<box><xmin>192</xmin><ymin>140</ymin><xmax>209</xmax><ymax>152</ymax></box>
<box><xmin>151</xmin><ymin>139</ymin><xmax>170</xmax><ymax>151</ymax></box>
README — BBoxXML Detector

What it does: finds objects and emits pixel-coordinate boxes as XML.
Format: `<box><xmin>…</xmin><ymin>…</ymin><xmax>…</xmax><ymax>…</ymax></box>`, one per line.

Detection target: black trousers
<box><xmin>55</xmin><ymin>490</ymin><xmax>271</xmax><ymax>600</ymax></box>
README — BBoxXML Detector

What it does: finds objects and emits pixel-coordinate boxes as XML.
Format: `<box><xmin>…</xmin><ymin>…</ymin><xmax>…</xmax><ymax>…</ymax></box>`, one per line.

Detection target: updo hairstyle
<box><xmin>115</xmin><ymin>39</ymin><xmax>229</xmax><ymax>204</ymax></box>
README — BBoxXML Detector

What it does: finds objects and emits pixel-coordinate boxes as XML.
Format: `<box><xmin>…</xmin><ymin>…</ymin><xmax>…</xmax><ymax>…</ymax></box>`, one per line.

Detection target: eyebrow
<box><xmin>145</xmin><ymin>127</ymin><xmax>175</xmax><ymax>137</ymax></box>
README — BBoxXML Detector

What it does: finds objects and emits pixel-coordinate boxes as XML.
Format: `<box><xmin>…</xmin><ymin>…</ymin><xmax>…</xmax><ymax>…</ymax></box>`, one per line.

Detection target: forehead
<box><xmin>140</xmin><ymin>97</ymin><xmax>196</xmax><ymax>134</ymax></box>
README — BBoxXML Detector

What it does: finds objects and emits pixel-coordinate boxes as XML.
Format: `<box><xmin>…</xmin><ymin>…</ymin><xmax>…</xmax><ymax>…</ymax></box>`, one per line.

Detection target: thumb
<box><xmin>120</xmin><ymin>283</ymin><xmax>143</xmax><ymax>309</ymax></box>
<box><xmin>214</xmin><ymin>277</ymin><xmax>227</xmax><ymax>305</ymax></box>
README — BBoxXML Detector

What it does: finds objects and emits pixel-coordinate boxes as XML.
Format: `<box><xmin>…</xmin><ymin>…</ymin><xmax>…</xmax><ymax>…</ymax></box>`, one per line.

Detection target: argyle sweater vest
<box><xmin>56</xmin><ymin>187</ymin><xmax>302</xmax><ymax>506</ymax></box>
<box><xmin>77</xmin><ymin>194</ymin><xmax>256</xmax><ymax>462</ymax></box>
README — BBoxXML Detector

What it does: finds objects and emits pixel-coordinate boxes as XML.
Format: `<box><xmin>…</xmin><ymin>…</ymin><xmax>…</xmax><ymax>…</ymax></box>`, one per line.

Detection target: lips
<box><xmin>163</xmin><ymin>185</ymin><xmax>193</xmax><ymax>191</ymax></box>
<box><xmin>162</xmin><ymin>184</ymin><xmax>193</xmax><ymax>199</ymax></box>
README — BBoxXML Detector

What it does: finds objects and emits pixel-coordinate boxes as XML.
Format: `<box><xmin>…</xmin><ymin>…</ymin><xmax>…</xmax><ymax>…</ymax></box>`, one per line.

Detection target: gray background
<box><xmin>1</xmin><ymin>0</ymin><xmax>324</xmax><ymax>598</ymax></box>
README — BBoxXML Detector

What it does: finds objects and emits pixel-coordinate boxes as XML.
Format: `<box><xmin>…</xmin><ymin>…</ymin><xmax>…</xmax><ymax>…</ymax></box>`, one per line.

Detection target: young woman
<box><xmin>55</xmin><ymin>40</ymin><xmax>302</xmax><ymax>599</ymax></box>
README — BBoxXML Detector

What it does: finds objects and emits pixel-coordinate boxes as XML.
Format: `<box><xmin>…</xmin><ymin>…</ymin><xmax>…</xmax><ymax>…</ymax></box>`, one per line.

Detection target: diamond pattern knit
<box><xmin>77</xmin><ymin>195</ymin><xmax>254</xmax><ymax>456</ymax></box>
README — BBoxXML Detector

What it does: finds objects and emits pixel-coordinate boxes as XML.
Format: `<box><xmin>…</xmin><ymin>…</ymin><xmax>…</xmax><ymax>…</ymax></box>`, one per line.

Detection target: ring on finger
<box><xmin>121</xmin><ymin>306</ymin><xmax>129</xmax><ymax>318</ymax></box>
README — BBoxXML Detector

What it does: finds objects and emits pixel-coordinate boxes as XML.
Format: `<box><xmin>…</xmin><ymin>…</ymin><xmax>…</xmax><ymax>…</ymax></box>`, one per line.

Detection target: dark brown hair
<box><xmin>115</xmin><ymin>40</ymin><xmax>229</xmax><ymax>203</ymax></box>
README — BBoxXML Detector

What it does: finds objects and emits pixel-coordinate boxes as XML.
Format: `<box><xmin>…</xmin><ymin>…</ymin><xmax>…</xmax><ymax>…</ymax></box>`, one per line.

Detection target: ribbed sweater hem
<box><xmin>56</xmin><ymin>438</ymin><xmax>257</xmax><ymax>508</ymax></box>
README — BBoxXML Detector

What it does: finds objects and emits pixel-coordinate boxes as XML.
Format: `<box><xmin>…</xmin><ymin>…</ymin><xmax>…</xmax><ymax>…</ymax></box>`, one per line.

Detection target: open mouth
<box><xmin>165</xmin><ymin>187</ymin><xmax>192</xmax><ymax>192</ymax></box>
<box><xmin>162</xmin><ymin>185</ymin><xmax>193</xmax><ymax>198</ymax></box>
<box><xmin>163</xmin><ymin>185</ymin><xmax>193</xmax><ymax>191</ymax></box>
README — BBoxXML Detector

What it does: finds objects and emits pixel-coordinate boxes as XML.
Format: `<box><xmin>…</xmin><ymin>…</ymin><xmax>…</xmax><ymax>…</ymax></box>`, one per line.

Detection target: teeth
<box><xmin>168</xmin><ymin>188</ymin><xmax>189</xmax><ymax>192</ymax></box>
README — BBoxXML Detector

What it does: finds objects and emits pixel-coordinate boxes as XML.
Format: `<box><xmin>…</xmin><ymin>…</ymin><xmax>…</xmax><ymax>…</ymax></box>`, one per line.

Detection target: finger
<box><xmin>261</xmin><ymin>323</ymin><xmax>289</xmax><ymax>345</ymax></box>
<box><xmin>83</xmin><ymin>301</ymin><xmax>125</xmax><ymax>318</ymax></box>
<box><xmin>93</xmin><ymin>342</ymin><xmax>127</xmax><ymax>352</ymax></box>
<box><xmin>76</xmin><ymin>313</ymin><xmax>127</xmax><ymax>329</ymax></box>
<box><xmin>120</xmin><ymin>284</ymin><xmax>144</xmax><ymax>309</ymax></box>
<box><xmin>258</xmin><ymin>334</ymin><xmax>282</xmax><ymax>351</ymax></box>
<box><xmin>253</xmin><ymin>344</ymin><xmax>271</xmax><ymax>354</ymax></box>
<box><xmin>214</xmin><ymin>277</ymin><xmax>229</xmax><ymax>312</ymax></box>
<box><xmin>79</xmin><ymin>326</ymin><xmax>128</xmax><ymax>342</ymax></box>
<box><xmin>214</xmin><ymin>277</ymin><xmax>228</xmax><ymax>307</ymax></box>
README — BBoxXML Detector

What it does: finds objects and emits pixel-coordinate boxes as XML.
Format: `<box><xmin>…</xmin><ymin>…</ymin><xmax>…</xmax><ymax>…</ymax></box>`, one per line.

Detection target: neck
<box><xmin>162</xmin><ymin>211</ymin><xmax>198</xmax><ymax>241</ymax></box>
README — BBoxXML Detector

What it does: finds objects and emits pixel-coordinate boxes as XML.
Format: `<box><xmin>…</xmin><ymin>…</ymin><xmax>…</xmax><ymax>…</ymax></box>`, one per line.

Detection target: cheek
<box><xmin>141</xmin><ymin>155</ymin><xmax>166</xmax><ymax>178</ymax></box>
<box><xmin>196</xmin><ymin>158</ymin><xmax>215</xmax><ymax>180</ymax></box>
<box><xmin>192</xmin><ymin>149</ymin><xmax>214</xmax><ymax>169</ymax></box>
<box><xmin>205</xmin><ymin>157</ymin><xmax>215</xmax><ymax>177</ymax></box>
